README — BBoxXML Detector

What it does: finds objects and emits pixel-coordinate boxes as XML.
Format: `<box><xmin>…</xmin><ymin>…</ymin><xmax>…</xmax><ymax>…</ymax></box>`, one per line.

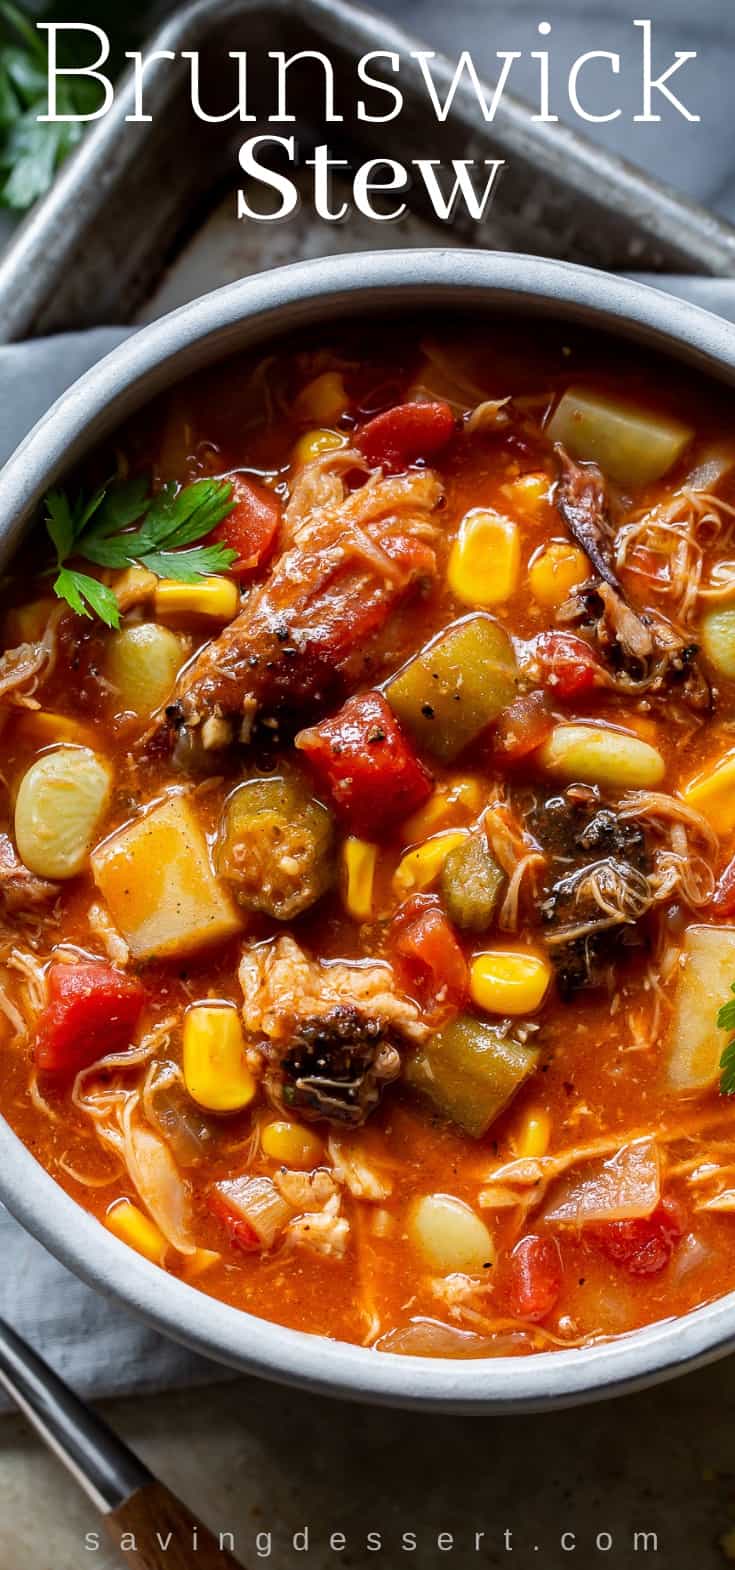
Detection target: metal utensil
<box><xmin>0</xmin><ymin>1314</ymin><xmax>245</xmax><ymax>1569</ymax></box>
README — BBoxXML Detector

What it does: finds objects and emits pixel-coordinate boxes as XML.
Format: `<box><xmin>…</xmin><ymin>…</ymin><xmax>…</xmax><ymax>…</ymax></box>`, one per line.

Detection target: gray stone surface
<box><xmin>2</xmin><ymin>1361</ymin><xmax>735</xmax><ymax>1569</ymax></box>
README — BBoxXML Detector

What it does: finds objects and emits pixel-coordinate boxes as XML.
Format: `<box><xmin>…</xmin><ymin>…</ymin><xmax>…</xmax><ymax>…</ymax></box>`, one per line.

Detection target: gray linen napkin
<box><xmin>1</xmin><ymin>277</ymin><xmax>735</xmax><ymax>1409</ymax></box>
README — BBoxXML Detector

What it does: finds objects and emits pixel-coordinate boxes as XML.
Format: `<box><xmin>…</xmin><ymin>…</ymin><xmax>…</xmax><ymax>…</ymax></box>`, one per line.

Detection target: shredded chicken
<box><xmin>617</xmin><ymin>791</ymin><xmax>717</xmax><ymax>908</ymax></box>
<box><xmin>465</xmin><ymin>397</ymin><xmax>512</xmax><ymax>433</ymax></box>
<box><xmin>164</xmin><ymin>458</ymin><xmax>441</xmax><ymax>740</ymax></box>
<box><xmin>87</xmin><ymin>901</ymin><xmax>130</xmax><ymax>967</ymax></box>
<box><xmin>273</xmin><ymin>1167</ymin><xmax>339</xmax><ymax>1210</ymax></box>
<box><xmin>285</xmin><ymin>1193</ymin><xmax>350</xmax><ymax>1258</ymax></box>
<box><xmin>239</xmin><ymin>936</ymin><xmax>427</xmax><ymax>1045</ymax></box>
<box><xmin>327</xmin><ymin>1134</ymin><xmax>393</xmax><ymax>1201</ymax></box>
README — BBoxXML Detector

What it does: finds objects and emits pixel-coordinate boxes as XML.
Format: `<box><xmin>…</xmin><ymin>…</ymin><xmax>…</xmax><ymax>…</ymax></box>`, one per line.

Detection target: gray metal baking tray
<box><xmin>0</xmin><ymin>0</ymin><xmax>734</xmax><ymax>343</ymax></box>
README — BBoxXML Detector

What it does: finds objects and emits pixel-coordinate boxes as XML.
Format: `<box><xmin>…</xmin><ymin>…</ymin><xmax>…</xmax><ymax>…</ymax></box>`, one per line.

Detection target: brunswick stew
<box><xmin>3</xmin><ymin>321</ymin><xmax>735</xmax><ymax>1357</ymax></box>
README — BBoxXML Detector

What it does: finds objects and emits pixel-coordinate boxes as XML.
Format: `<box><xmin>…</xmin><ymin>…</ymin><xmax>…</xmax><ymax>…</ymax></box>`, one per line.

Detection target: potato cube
<box><xmin>91</xmin><ymin>795</ymin><xmax>242</xmax><ymax>960</ymax></box>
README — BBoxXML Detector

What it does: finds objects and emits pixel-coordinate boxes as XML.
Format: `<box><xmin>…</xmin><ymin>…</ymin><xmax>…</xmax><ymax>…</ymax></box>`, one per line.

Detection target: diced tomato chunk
<box><xmin>392</xmin><ymin>894</ymin><xmax>468</xmax><ymax>1009</ymax></box>
<box><xmin>35</xmin><ymin>962</ymin><xmax>146</xmax><ymax>1078</ymax></box>
<box><xmin>356</xmin><ymin>401</ymin><xmax>455</xmax><ymax>475</ymax></box>
<box><xmin>207</xmin><ymin>1185</ymin><xmax>260</xmax><ymax>1254</ymax></box>
<box><xmin>492</xmin><ymin>690</ymin><xmax>554</xmax><ymax>761</ymax></box>
<box><xmin>297</xmin><ymin>690</ymin><xmax>433</xmax><ymax>835</ymax></box>
<box><xmin>712</xmin><ymin>854</ymin><xmax>735</xmax><ymax>916</ymax></box>
<box><xmin>209</xmin><ymin>474</ymin><xmax>281</xmax><ymax>575</ymax></box>
<box><xmin>535</xmin><ymin>631</ymin><xmax>603</xmax><ymax>699</ymax></box>
<box><xmin>590</xmin><ymin>1198</ymin><xmax>684</xmax><ymax>1278</ymax></box>
<box><xmin>506</xmin><ymin>1234</ymin><xmax>563</xmax><ymax>1322</ymax></box>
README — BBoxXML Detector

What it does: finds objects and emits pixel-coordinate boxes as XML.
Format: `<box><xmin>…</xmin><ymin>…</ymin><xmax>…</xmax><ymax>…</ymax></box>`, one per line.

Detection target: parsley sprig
<box><xmin>717</xmin><ymin>984</ymin><xmax>735</xmax><ymax>1095</ymax></box>
<box><xmin>0</xmin><ymin>1</ymin><xmax>151</xmax><ymax>211</ymax></box>
<box><xmin>45</xmin><ymin>474</ymin><xmax>237</xmax><ymax>629</ymax></box>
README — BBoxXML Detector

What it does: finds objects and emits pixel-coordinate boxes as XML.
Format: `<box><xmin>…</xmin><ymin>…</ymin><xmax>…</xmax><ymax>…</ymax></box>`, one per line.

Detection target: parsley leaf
<box><xmin>54</xmin><ymin>565</ymin><xmax>120</xmax><ymax>628</ymax></box>
<box><xmin>44</xmin><ymin>474</ymin><xmax>237</xmax><ymax>627</ymax></box>
<box><xmin>717</xmin><ymin>983</ymin><xmax>735</xmax><ymax>1095</ymax></box>
<box><xmin>0</xmin><ymin>1</ymin><xmax>151</xmax><ymax>212</ymax></box>
<box><xmin>138</xmin><ymin>546</ymin><xmax>240</xmax><ymax>584</ymax></box>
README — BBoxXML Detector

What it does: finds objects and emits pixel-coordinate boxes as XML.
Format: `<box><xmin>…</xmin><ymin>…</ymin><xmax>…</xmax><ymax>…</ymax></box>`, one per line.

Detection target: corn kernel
<box><xmin>470</xmin><ymin>951</ymin><xmax>551</xmax><ymax>1016</ymax></box>
<box><xmin>262</xmin><ymin>1119</ymin><xmax>324</xmax><ymax>1168</ymax></box>
<box><xmin>4</xmin><ymin>598</ymin><xmax>55</xmax><ymax>647</ymax></box>
<box><xmin>515</xmin><ymin>1106</ymin><xmax>552</xmax><ymax>1159</ymax></box>
<box><xmin>105</xmin><ymin>1200</ymin><xmax>167</xmax><ymax>1265</ymax></box>
<box><xmin>393</xmin><ymin>830</ymin><xmax>467</xmax><ymax>898</ymax></box>
<box><xmin>529</xmin><ymin>542</ymin><xmax>589</xmax><ymax>607</ymax></box>
<box><xmin>153</xmin><ymin>575</ymin><xmax>239</xmax><ymax>622</ymax></box>
<box><xmin>292</xmin><ymin>428</ymin><xmax>348</xmax><ymax>467</ymax></box>
<box><xmin>183</xmin><ymin>1003</ymin><xmax>256</xmax><ymax>1113</ymax></box>
<box><xmin>448</xmin><ymin>509</ymin><xmax>520</xmax><ymax>607</ymax></box>
<box><xmin>502</xmin><ymin>471</ymin><xmax>550</xmax><ymax>519</ymax></box>
<box><xmin>402</xmin><ymin>777</ymin><xmax>484</xmax><ymax>841</ymax></box>
<box><xmin>293</xmin><ymin>372</ymin><xmax>349</xmax><ymax>424</ymax></box>
<box><xmin>342</xmin><ymin>836</ymin><xmax>378</xmax><ymax>921</ymax></box>
<box><xmin>13</xmin><ymin>710</ymin><xmax>95</xmax><ymax>749</ymax></box>
<box><xmin>683</xmin><ymin>749</ymin><xmax>735</xmax><ymax>835</ymax></box>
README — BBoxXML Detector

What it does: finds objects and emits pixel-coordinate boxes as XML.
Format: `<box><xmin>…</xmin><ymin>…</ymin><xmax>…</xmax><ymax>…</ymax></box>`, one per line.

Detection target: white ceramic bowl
<box><xmin>2</xmin><ymin>249</ymin><xmax>735</xmax><ymax>1412</ymax></box>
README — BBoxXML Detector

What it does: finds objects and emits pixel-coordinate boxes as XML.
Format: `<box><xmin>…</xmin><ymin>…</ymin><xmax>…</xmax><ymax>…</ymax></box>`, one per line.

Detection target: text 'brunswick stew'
<box><xmin>5</xmin><ymin>320</ymin><xmax>735</xmax><ymax>1358</ymax></box>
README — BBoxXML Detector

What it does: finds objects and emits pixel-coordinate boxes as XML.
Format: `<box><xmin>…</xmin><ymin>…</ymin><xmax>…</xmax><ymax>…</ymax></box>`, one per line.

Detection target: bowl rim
<box><xmin>3</xmin><ymin>247</ymin><xmax>735</xmax><ymax>1412</ymax></box>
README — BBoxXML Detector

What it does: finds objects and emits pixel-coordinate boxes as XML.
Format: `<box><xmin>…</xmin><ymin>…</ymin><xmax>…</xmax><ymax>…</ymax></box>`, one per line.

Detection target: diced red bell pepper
<box><xmin>506</xmin><ymin>1234</ymin><xmax>563</xmax><ymax>1322</ymax></box>
<box><xmin>712</xmin><ymin>854</ymin><xmax>735</xmax><ymax>917</ymax></box>
<box><xmin>492</xmin><ymin>690</ymin><xmax>554</xmax><ymax>761</ymax></box>
<box><xmin>35</xmin><ymin>962</ymin><xmax>146</xmax><ymax>1078</ymax></box>
<box><xmin>356</xmin><ymin>401</ymin><xmax>456</xmax><ymax>475</ymax></box>
<box><xmin>207</xmin><ymin>1183</ymin><xmax>260</xmax><ymax>1254</ymax></box>
<box><xmin>535</xmin><ymin>631</ymin><xmax>603</xmax><ymax>700</ymax></box>
<box><xmin>392</xmin><ymin>894</ymin><xmax>468</xmax><ymax>1010</ymax></box>
<box><xmin>296</xmin><ymin>690</ymin><xmax>433</xmax><ymax>835</ymax></box>
<box><xmin>209</xmin><ymin>474</ymin><xmax>281</xmax><ymax>576</ymax></box>
<box><xmin>589</xmin><ymin>1198</ymin><xmax>684</xmax><ymax>1278</ymax></box>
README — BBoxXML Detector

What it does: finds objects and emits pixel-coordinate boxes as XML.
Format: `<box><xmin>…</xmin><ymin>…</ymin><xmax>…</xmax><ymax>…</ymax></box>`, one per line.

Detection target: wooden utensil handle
<box><xmin>106</xmin><ymin>1481</ymin><xmax>246</xmax><ymax>1570</ymax></box>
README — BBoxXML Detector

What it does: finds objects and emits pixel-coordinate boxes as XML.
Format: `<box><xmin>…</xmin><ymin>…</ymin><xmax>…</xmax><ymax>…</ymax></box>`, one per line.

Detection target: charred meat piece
<box><xmin>238</xmin><ymin>935</ymin><xmax>426</xmax><ymax>1125</ymax></box>
<box><xmin>164</xmin><ymin>466</ymin><xmax>441</xmax><ymax>745</ymax></box>
<box><xmin>554</xmin><ymin>446</ymin><xmax>709</xmax><ymax>710</ymax></box>
<box><xmin>530</xmin><ymin>790</ymin><xmax>653</xmax><ymax>995</ymax></box>
<box><xmin>554</xmin><ymin>445</ymin><xmax>619</xmax><ymax>588</ymax></box>
<box><xmin>281</xmin><ymin>1007</ymin><xmax>401</xmax><ymax>1126</ymax></box>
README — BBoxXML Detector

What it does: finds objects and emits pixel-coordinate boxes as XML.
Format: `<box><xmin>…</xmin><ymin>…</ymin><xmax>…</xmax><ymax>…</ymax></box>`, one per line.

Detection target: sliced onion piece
<box><xmin>123</xmin><ymin>1113</ymin><xmax>195</xmax><ymax>1255</ymax></box>
<box><xmin>542</xmin><ymin>1137</ymin><xmax>660</xmax><ymax>1228</ymax></box>
<box><xmin>375</xmin><ymin>1319</ymin><xmax>528</xmax><ymax>1359</ymax></box>
<box><xmin>214</xmin><ymin>1175</ymin><xmax>293</xmax><ymax>1249</ymax></box>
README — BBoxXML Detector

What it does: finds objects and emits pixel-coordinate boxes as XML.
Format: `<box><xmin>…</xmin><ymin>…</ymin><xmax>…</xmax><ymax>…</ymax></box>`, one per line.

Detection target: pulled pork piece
<box><xmin>0</xmin><ymin>606</ymin><xmax>62</xmax><ymax>718</ymax></box>
<box><xmin>554</xmin><ymin>446</ymin><xmax>619</xmax><ymax>589</ymax></box>
<box><xmin>165</xmin><ymin>459</ymin><xmax>441</xmax><ymax>745</ymax></box>
<box><xmin>238</xmin><ymin>935</ymin><xmax>426</xmax><ymax>1126</ymax></box>
<box><xmin>554</xmin><ymin>446</ymin><xmax>709</xmax><ymax>710</ymax></box>
<box><xmin>0</xmin><ymin>832</ymin><xmax>57</xmax><ymax>913</ymax></box>
<box><xmin>531</xmin><ymin>789</ymin><xmax>653</xmax><ymax>995</ymax></box>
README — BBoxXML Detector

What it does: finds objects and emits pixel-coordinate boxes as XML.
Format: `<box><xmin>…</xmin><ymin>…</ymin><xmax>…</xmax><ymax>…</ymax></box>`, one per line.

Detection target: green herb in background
<box><xmin>0</xmin><ymin>0</ymin><xmax>153</xmax><ymax>210</ymax></box>
<box><xmin>45</xmin><ymin>475</ymin><xmax>237</xmax><ymax>628</ymax></box>
<box><xmin>717</xmin><ymin>983</ymin><xmax>735</xmax><ymax>1094</ymax></box>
